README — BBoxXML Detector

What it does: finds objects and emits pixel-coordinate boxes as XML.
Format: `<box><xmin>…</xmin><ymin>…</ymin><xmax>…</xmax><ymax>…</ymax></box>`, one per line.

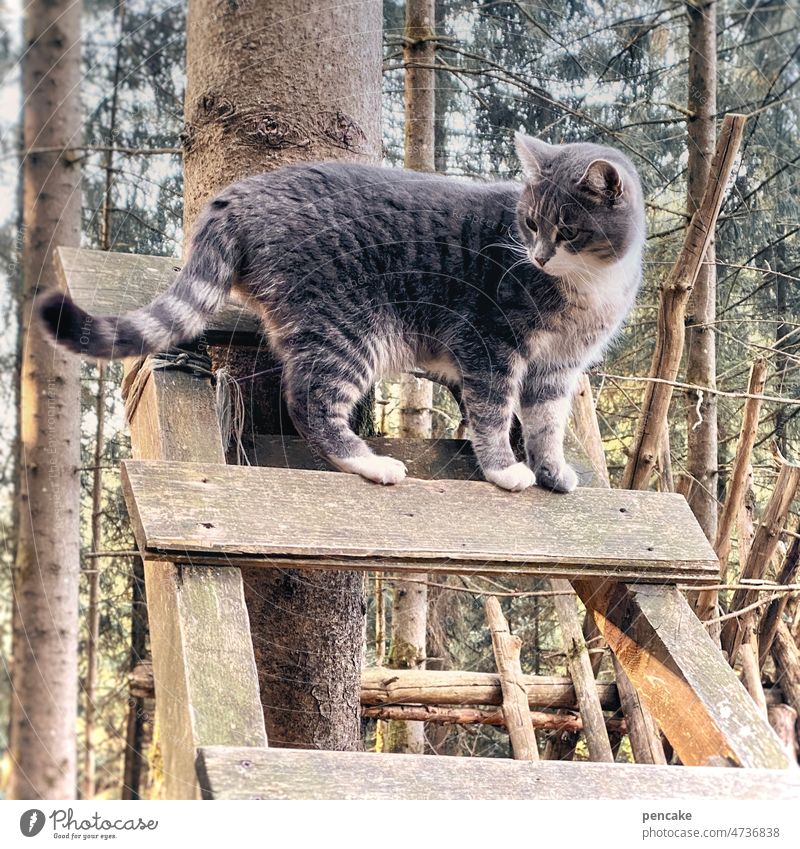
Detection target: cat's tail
<box><xmin>40</xmin><ymin>204</ymin><xmax>238</xmax><ymax>359</ymax></box>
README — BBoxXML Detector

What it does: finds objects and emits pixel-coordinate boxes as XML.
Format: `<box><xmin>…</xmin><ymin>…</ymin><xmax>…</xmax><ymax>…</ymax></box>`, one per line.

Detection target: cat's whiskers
<box><xmin>497</xmin><ymin>256</ymin><xmax>532</xmax><ymax>289</ymax></box>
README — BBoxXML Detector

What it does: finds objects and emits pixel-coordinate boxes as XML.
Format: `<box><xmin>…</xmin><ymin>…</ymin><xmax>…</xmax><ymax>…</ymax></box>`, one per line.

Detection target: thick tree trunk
<box><xmin>684</xmin><ymin>0</ymin><xmax>718</xmax><ymax>541</ymax></box>
<box><xmin>9</xmin><ymin>0</ymin><xmax>82</xmax><ymax>800</ymax></box>
<box><xmin>183</xmin><ymin>0</ymin><xmax>381</xmax><ymax>750</ymax></box>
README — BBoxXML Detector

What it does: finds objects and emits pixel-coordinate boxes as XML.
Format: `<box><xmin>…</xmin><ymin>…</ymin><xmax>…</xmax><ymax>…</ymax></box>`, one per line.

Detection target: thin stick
<box><xmin>695</xmin><ymin>358</ymin><xmax>768</xmax><ymax>622</ymax></box>
<box><xmin>623</xmin><ymin>114</ymin><xmax>748</xmax><ymax>490</ymax></box>
<box><xmin>721</xmin><ymin>456</ymin><xmax>800</xmax><ymax>663</ymax></box>
<box><xmin>484</xmin><ymin>597</ymin><xmax>539</xmax><ymax>760</ymax></box>
<box><xmin>551</xmin><ymin>583</ymin><xmax>614</xmax><ymax>762</ymax></box>
<box><xmin>758</xmin><ymin>532</ymin><xmax>800</xmax><ymax>668</ymax></box>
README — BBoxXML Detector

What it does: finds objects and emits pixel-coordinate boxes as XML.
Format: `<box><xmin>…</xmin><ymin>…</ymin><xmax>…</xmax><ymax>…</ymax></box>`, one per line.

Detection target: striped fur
<box><xmin>41</xmin><ymin>143</ymin><xmax>644</xmax><ymax>491</ymax></box>
<box><xmin>40</xmin><ymin>206</ymin><xmax>237</xmax><ymax>358</ymax></box>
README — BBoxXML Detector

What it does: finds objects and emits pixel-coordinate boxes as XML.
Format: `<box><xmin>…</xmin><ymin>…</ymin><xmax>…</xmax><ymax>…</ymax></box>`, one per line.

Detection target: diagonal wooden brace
<box><xmin>573</xmin><ymin>580</ymin><xmax>790</xmax><ymax>769</ymax></box>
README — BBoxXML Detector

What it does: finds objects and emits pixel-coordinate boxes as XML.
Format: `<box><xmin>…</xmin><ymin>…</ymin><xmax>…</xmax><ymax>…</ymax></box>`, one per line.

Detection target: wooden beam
<box><xmin>121</xmin><ymin>460</ymin><xmax>719</xmax><ymax>583</ymax></box>
<box><xmin>570</xmin><ymin>375</ymin><xmax>610</xmax><ymax>487</ymax></box>
<box><xmin>484</xmin><ymin>597</ymin><xmax>539</xmax><ymax>759</ymax></box>
<box><xmin>362</xmin><ymin>704</ymin><xmax>625</xmax><ymax>734</ymax></box>
<box><xmin>55</xmin><ymin>246</ymin><xmax>261</xmax><ymax>346</ymax></box>
<box><xmin>360</xmin><ymin>668</ymin><xmax>621</xmax><ymax>710</ymax></box>
<box><xmin>574</xmin><ymin>581</ymin><xmax>790</xmax><ymax>768</ymax></box>
<box><xmin>196</xmin><ymin>746</ymin><xmax>800</xmax><ymax>800</ymax></box>
<box><xmin>123</xmin><ymin>361</ymin><xmax>267</xmax><ymax>799</ymax></box>
<box><xmin>565</xmin><ymin>382</ymin><xmax>666</xmax><ymax>763</ymax></box>
<box><xmin>771</xmin><ymin>621</ymin><xmax>800</xmax><ymax>720</ymax></box>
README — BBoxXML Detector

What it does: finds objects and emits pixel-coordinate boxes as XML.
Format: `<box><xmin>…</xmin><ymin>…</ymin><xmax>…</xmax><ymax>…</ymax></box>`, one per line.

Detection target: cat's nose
<box><xmin>535</xmin><ymin>253</ymin><xmax>549</xmax><ymax>267</ymax></box>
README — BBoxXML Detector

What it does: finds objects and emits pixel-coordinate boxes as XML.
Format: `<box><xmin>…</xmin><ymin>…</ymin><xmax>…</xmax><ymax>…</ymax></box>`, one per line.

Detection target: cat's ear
<box><xmin>577</xmin><ymin>159</ymin><xmax>624</xmax><ymax>201</ymax></box>
<box><xmin>514</xmin><ymin>133</ymin><xmax>553</xmax><ymax>180</ymax></box>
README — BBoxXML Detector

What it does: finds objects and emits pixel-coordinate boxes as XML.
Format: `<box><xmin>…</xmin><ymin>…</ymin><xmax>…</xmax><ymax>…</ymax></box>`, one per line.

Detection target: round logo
<box><xmin>20</xmin><ymin>810</ymin><xmax>46</xmax><ymax>837</ymax></box>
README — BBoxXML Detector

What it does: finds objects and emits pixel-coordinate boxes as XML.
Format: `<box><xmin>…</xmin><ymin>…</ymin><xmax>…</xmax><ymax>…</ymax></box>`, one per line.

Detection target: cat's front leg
<box><xmin>520</xmin><ymin>369</ymin><xmax>578</xmax><ymax>494</ymax></box>
<box><xmin>460</xmin><ymin>374</ymin><xmax>535</xmax><ymax>492</ymax></box>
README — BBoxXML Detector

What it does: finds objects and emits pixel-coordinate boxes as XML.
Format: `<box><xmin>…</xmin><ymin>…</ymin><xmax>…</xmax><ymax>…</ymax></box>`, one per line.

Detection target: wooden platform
<box><xmin>121</xmin><ymin>459</ymin><xmax>719</xmax><ymax>583</ymax></box>
<box><xmin>57</xmin><ymin>245</ymin><xmax>796</xmax><ymax>797</ymax></box>
<box><xmin>196</xmin><ymin>746</ymin><xmax>800</xmax><ymax>800</ymax></box>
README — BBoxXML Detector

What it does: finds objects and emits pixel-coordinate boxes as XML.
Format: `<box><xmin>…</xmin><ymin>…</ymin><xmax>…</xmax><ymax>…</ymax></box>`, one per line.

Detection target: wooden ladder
<box><xmin>57</xmin><ymin>247</ymin><xmax>799</xmax><ymax>800</ymax></box>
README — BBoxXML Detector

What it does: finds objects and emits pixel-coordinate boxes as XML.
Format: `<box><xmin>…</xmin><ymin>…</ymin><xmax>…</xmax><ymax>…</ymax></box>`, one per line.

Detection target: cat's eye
<box><xmin>525</xmin><ymin>215</ymin><xmax>538</xmax><ymax>233</ymax></box>
<box><xmin>558</xmin><ymin>225</ymin><xmax>579</xmax><ymax>241</ymax></box>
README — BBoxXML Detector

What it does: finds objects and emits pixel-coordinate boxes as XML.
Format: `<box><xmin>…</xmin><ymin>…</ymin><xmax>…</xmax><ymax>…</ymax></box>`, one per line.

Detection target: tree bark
<box><xmin>183</xmin><ymin>0</ymin><xmax>382</xmax><ymax>750</ymax></box>
<box><xmin>9</xmin><ymin>0</ymin><xmax>83</xmax><ymax>800</ymax></box>
<box><xmin>684</xmin><ymin>0</ymin><xmax>718</xmax><ymax>541</ymax></box>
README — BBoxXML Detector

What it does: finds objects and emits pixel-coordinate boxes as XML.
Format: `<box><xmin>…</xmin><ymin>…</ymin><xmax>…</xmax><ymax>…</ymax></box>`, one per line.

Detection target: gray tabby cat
<box><xmin>41</xmin><ymin>134</ymin><xmax>645</xmax><ymax>492</ymax></box>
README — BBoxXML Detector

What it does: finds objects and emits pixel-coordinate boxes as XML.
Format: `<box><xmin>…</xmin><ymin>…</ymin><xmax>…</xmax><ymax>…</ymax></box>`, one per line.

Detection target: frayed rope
<box><xmin>123</xmin><ymin>348</ymin><xmax>249</xmax><ymax>464</ymax></box>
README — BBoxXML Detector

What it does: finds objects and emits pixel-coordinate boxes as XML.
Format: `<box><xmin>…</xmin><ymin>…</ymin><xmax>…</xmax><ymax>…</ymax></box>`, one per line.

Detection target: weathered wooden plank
<box><xmin>574</xmin><ymin>581</ymin><xmax>791</xmax><ymax>769</ymax></box>
<box><xmin>124</xmin><ymin>360</ymin><xmax>267</xmax><ymax>800</ymax></box>
<box><xmin>55</xmin><ymin>246</ymin><xmax>261</xmax><ymax>345</ymax></box>
<box><xmin>196</xmin><ymin>746</ymin><xmax>800</xmax><ymax>800</ymax></box>
<box><xmin>121</xmin><ymin>460</ymin><xmax>719</xmax><ymax>583</ymax></box>
<box><xmin>249</xmin><ymin>432</ymin><xmax>596</xmax><ymax>487</ymax></box>
<box><xmin>360</xmin><ymin>668</ymin><xmax>621</xmax><ymax>710</ymax></box>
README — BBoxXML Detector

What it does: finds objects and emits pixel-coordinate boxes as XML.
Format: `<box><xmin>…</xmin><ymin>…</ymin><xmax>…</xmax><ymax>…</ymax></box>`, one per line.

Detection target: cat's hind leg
<box><xmin>282</xmin><ymin>354</ymin><xmax>407</xmax><ymax>485</ymax></box>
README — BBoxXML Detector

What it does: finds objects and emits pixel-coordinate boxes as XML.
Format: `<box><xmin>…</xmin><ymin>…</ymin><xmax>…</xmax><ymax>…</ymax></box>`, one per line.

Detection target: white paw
<box><xmin>484</xmin><ymin>462</ymin><xmax>536</xmax><ymax>492</ymax></box>
<box><xmin>536</xmin><ymin>462</ymin><xmax>578</xmax><ymax>493</ymax></box>
<box><xmin>336</xmin><ymin>454</ymin><xmax>408</xmax><ymax>485</ymax></box>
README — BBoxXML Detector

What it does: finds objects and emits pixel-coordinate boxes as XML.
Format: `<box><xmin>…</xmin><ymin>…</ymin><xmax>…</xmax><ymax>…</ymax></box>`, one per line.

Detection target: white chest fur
<box><xmin>527</xmin><ymin>245</ymin><xmax>642</xmax><ymax>371</ymax></box>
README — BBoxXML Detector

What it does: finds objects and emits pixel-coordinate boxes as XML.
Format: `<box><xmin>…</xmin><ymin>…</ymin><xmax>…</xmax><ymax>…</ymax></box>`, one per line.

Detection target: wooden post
<box><xmin>550</xmin><ymin>585</ymin><xmax>614</xmax><ymax>762</ymax></box>
<box><xmin>720</xmin><ymin>457</ymin><xmax>800</xmax><ymax>663</ymax></box>
<box><xmin>569</xmin><ymin>377</ymin><xmax>666</xmax><ymax>763</ymax></box>
<box><xmin>767</xmin><ymin>704</ymin><xmax>798</xmax><ymax>763</ymax></box>
<box><xmin>361</xmin><ymin>668</ymin><xmax>621</xmax><ymax>709</ymax></box>
<box><xmin>759</xmin><ymin>532</ymin><xmax>800</xmax><ymax>668</ymax></box>
<box><xmin>772</xmin><ymin>621</ymin><xmax>800</xmax><ymax>719</ymax></box>
<box><xmin>362</xmin><ymin>705</ymin><xmax>625</xmax><ymax>734</ymax></box>
<box><xmin>571</xmin><ymin>375</ymin><xmax>610</xmax><ymax>487</ymax></box>
<box><xmin>623</xmin><ymin>114</ymin><xmax>747</xmax><ymax>490</ymax></box>
<box><xmin>123</xmin><ymin>361</ymin><xmax>267</xmax><ymax>799</ymax></box>
<box><xmin>695</xmin><ymin>358</ymin><xmax>768</xmax><ymax>623</ymax></box>
<box><xmin>740</xmin><ymin>638</ymin><xmax>768</xmax><ymax>717</ymax></box>
<box><xmin>484</xmin><ymin>597</ymin><xmax>539</xmax><ymax>760</ymax></box>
